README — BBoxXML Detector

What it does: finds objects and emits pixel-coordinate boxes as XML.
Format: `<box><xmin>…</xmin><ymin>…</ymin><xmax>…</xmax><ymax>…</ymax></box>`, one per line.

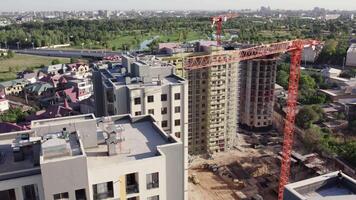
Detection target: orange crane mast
<box><xmin>211</xmin><ymin>13</ymin><xmax>239</xmax><ymax>46</ymax></box>
<box><xmin>184</xmin><ymin>39</ymin><xmax>321</xmax><ymax>200</ymax></box>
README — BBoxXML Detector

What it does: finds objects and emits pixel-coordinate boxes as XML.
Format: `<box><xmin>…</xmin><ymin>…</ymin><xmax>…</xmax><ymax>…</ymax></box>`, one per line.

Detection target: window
<box><xmin>22</xmin><ymin>184</ymin><xmax>39</xmax><ymax>200</ymax></box>
<box><xmin>75</xmin><ymin>189</ymin><xmax>86</xmax><ymax>200</ymax></box>
<box><xmin>161</xmin><ymin>121</ymin><xmax>168</xmax><ymax>128</ymax></box>
<box><xmin>53</xmin><ymin>192</ymin><xmax>69</xmax><ymax>200</ymax></box>
<box><xmin>161</xmin><ymin>94</ymin><xmax>167</xmax><ymax>101</ymax></box>
<box><xmin>0</xmin><ymin>189</ymin><xmax>16</xmax><ymax>200</ymax></box>
<box><xmin>147</xmin><ymin>95</ymin><xmax>154</xmax><ymax>103</ymax></box>
<box><xmin>93</xmin><ymin>182</ymin><xmax>113</xmax><ymax>200</ymax></box>
<box><xmin>147</xmin><ymin>172</ymin><xmax>159</xmax><ymax>189</ymax></box>
<box><xmin>174</xmin><ymin>93</ymin><xmax>180</xmax><ymax>100</ymax></box>
<box><xmin>148</xmin><ymin>109</ymin><xmax>154</xmax><ymax>115</ymax></box>
<box><xmin>175</xmin><ymin>120</ymin><xmax>181</xmax><ymax>126</ymax></box>
<box><xmin>175</xmin><ymin>132</ymin><xmax>181</xmax><ymax>138</ymax></box>
<box><xmin>161</xmin><ymin>107</ymin><xmax>167</xmax><ymax>115</ymax></box>
<box><xmin>134</xmin><ymin>98</ymin><xmax>141</xmax><ymax>105</ymax></box>
<box><xmin>174</xmin><ymin>106</ymin><xmax>180</xmax><ymax>113</ymax></box>
<box><xmin>147</xmin><ymin>195</ymin><xmax>160</xmax><ymax>200</ymax></box>
<box><xmin>135</xmin><ymin>111</ymin><xmax>142</xmax><ymax>116</ymax></box>
<box><xmin>126</xmin><ymin>173</ymin><xmax>139</xmax><ymax>194</ymax></box>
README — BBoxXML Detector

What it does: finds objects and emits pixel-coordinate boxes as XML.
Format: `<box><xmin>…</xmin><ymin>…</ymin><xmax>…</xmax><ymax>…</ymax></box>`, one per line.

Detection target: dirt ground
<box><xmin>189</xmin><ymin>169</ymin><xmax>239</xmax><ymax>200</ymax></box>
<box><xmin>188</xmin><ymin>131</ymin><xmax>281</xmax><ymax>200</ymax></box>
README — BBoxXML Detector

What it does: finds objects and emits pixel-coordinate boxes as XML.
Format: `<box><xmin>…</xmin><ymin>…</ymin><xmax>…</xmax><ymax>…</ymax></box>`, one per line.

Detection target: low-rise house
<box><xmin>25</xmin><ymin>82</ymin><xmax>54</xmax><ymax>97</ymax></box>
<box><xmin>26</xmin><ymin>99</ymin><xmax>76</xmax><ymax>121</ymax></box>
<box><xmin>321</xmin><ymin>67</ymin><xmax>342</xmax><ymax>78</ymax></box>
<box><xmin>66</xmin><ymin>63</ymin><xmax>90</xmax><ymax>78</ymax></box>
<box><xmin>320</xmin><ymin>79</ymin><xmax>356</xmax><ymax>102</ymax></box>
<box><xmin>302</xmin><ymin>44</ymin><xmax>323</xmax><ymax>63</ymax></box>
<box><xmin>336</xmin><ymin>98</ymin><xmax>356</xmax><ymax>125</ymax></box>
<box><xmin>0</xmin><ymin>79</ymin><xmax>28</xmax><ymax>95</ymax></box>
<box><xmin>0</xmin><ymin>98</ymin><xmax>9</xmax><ymax>112</ymax></box>
<box><xmin>39</xmin><ymin>74</ymin><xmax>67</xmax><ymax>88</ymax></box>
<box><xmin>66</xmin><ymin>78</ymin><xmax>93</xmax><ymax>101</ymax></box>
<box><xmin>40</xmin><ymin>64</ymin><xmax>67</xmax><ymax>75</ymax></box>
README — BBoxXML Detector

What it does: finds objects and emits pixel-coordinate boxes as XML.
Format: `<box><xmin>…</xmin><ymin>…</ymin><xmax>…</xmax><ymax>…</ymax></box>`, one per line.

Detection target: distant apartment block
<box><xmin>239</xmin><ymin>58</ymin><xmax>277</xmax><ymax>130</ymax></box>
<box><xmin>93</xmin><ymin>55</ymin><xmax>188</xmax><ymax>141</ymax></box>
<box><xmin>302</xmin><ymin>45</ymin><xmax>323</xmax><ymax>63</ymax></box>
<box><xmin>346</xmin><ymin>43</ymin><xmax>356</xmax><ymax>67</ymax></box>
<box><xmin>0</xmin><ymin>114</ymin><xmax>187</xmax><ymax>200</ymax></box>
<box><xmin>284</xmin><ymin>171</ymin><xmax>356</xmax><ymax>200</ymax></box>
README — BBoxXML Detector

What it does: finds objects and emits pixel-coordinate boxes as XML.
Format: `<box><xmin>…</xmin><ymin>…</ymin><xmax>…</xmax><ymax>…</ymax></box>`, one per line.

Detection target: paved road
<box><xmin>15</xmin><ymin>49</ymin><xmax>122</xmax><ymax>59</ymax></box>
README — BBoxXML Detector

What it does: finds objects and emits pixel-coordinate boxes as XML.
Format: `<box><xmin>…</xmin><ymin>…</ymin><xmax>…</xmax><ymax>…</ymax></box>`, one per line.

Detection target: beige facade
<box><xmin>188</xmin><ymin>62</ymin><xmax>239</xmax><ymax>155</ymax></box>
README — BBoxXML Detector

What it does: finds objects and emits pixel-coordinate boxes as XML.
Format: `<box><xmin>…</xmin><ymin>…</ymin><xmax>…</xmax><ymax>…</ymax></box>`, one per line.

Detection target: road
<box><xmin>15</xmin><ymin>49</ymin><xmax>122</xmax><ymax>59</ymax></box>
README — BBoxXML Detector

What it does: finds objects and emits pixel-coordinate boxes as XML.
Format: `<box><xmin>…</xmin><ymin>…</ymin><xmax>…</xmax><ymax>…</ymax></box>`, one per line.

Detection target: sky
<box><xmin>1</xmin><ymin>0</ymin><xmax>355</xmax><ymax>11</ymax></box>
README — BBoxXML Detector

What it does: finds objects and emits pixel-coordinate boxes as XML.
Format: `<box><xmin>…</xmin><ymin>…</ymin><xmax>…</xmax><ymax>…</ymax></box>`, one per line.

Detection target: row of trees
<box><xmin>0</xmin><ymin>17</ymin><xmax>212</xmax><ymax>50</ymax></box>
<box><xmin>276</xmin><ymin>63</ymin><xmax>329</xmax><ymax>105</ymax></box>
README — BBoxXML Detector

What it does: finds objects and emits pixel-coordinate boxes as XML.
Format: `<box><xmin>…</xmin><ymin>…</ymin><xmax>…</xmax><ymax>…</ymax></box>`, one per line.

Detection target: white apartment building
<box><xmin>0</xmin><ymin>114</ymin><xmax>187</xmax><ymax>200</ymax></box>
<box><xmin>301</xmin><ymin>45</ymin><xmax>323</xmax><ymax>63</ymax></box>
<box><xmin>93</xmin><ymin>55</ymin><xmax>188</xmax><ymax>140</ymax></box>
<box><xmin>346</xmin><ymin>43</ymin><xmax>356</xmax><ymax>67</ymax></box>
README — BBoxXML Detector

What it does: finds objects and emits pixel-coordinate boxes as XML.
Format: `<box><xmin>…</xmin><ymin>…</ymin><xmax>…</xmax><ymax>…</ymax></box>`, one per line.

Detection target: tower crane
<box><xmin>183</xmin><ymin>39</ymin><xmax>321</xmax><ymax>200</ymax></box>
<box><xmin>211</xmin><ymin>13</ymin><xmax>239</xmax><ymax>46</ymax></box>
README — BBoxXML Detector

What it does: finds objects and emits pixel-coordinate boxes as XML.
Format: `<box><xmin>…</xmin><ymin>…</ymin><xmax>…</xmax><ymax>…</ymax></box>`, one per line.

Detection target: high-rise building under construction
<box><xmin>239</xmin><ymin>58</ymin><xmax>278</xmax><ymax>131</ymax></box>
<box><xmin>159</xmin><ymin>43</ymin><xmax>277</xmax><ymax>155</ymax></box>
<box><xmin>188</xmin><ymin>62</ymin><xmax>239</xmax><ymax>154</ymax></box>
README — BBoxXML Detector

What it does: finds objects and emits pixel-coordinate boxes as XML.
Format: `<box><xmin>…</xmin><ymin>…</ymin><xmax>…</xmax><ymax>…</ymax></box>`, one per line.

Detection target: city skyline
<box><xmin>1</xmin><ymin>0</ymin><xmax>355</xmax><ymax>12</ymax></box>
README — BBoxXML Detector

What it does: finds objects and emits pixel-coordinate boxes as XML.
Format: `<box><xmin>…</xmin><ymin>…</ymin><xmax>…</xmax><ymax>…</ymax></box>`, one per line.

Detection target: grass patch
<box><xmin>0</xmin><ymin>54</ymin><xmax>70</xmax><ymax>81</ymax></box>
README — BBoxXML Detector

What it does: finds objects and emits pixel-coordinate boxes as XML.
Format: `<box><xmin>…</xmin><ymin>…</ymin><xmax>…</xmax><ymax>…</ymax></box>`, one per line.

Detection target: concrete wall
<box><xmin>41</xmin><ymin>156</ymin><xmax>89</xmax><ymax>200</ymax></box>
<box><xmin>92</xmin><ymin>69</ymin><xmax>105</xmax><ymax>117</ymax></box>
<box><xmin>158</xmin><ymin>142</ymin><xmax>185</xmax><ymax>200</ymax></box>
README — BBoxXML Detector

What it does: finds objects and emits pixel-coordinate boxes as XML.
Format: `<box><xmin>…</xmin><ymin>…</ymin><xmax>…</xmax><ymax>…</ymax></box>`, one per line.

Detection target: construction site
<box><xmin>178</xmin><ymin>14</ymin><xmax>328</xmax><ymax>200</ymax></box>
<box><xmin>187</xmin><ymin>129</ymin><xmax>336</xmax><ymax>200</ymax></box>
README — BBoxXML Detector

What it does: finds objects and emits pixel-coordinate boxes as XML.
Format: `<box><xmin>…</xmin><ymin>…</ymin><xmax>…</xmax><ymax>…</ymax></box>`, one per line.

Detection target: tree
<box><xmin>300</xmin><ymin>73</ymin><xmax>316</xmax><ymax>90</ymax></box>
<box><xmin>296</xmin><ymin>106</ymin><xmax>320</xmax><ymax>129</ymax></box>
<box><xmin>350</xmin><ymin>120</ymin><xmax>356</xmax><ymax>133</ymax></box>
<box><xmin>0</xmin><ymin>108</ymin><xmax>28</xmax><ymax>123</ymax></box>
<box><xmin>276</xmin><ymin>70</ymin><xmax>289</xmax><ymax>89</ymax></box>
<box><xmin>304</xmin><ymin>125</ymin><xmax>322</xmax><ymax>151</ymax></box>
<box><xmin>6</xmin><ymin>50</ymin><xmax>14</xmax><ymax>59</ymax></box>
<box><xmin>51</xmin><ymin>59</ymin><xmax>60</xmax><ymax>65</ymax></box>
<box><xmin>70</xmin><ymin>57</ymin><xmax>79</xmax><ymax>63</ymax></box>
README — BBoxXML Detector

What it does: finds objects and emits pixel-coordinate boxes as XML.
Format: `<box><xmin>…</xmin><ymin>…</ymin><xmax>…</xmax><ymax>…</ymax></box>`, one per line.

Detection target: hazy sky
<box><xmin>1</xmin><ymin>0</ymin><xmax>355</xmax><ymax>11</ymax></box>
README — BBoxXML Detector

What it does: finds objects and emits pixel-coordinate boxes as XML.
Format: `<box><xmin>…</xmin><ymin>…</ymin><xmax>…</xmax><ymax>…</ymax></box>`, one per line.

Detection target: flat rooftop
<box><xmin>86</xmin><ymin>116</ymin><xmax>172</xmax><ymax>167</ymax></box>
<box><xmin>285</xmin><ymin>171</ymin><xmax>356</xmax><ymax>200</ymax></box>
<box><xmin>0</xmin><ymin>132</ymin><xmax>41</xmax><ymax>181</ymax></box>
